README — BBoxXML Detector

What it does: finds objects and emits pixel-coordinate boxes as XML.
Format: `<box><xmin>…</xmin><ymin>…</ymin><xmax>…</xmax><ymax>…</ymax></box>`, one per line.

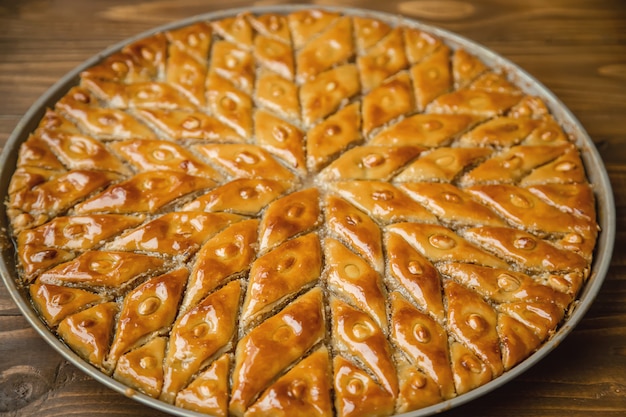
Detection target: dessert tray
<box><xmin>0</xmin><ymin>5</ymin><xmax>615</xmax><ymax>417</ymax></box>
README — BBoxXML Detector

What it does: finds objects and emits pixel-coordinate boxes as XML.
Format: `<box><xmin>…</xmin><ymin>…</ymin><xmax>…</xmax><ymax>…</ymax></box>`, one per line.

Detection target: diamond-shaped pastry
<box><xmin>6</xmin><ymin>9</ymin><xmax>600</xmax><ymax>417</ymax></box>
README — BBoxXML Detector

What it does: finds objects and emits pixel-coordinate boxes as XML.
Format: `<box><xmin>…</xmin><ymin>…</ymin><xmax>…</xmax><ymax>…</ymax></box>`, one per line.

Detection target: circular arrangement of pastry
<box><xmin>4</xmin><ymin>8</ymin><xmax>600</xmax><ymax>417</ymax></box>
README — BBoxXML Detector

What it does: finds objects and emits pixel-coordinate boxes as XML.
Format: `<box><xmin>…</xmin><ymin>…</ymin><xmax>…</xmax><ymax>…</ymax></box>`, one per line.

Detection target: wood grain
<box><xmin>1</xmin><ymin>0</ymin><xmax>626</xmax><ymax>416</ymax></box>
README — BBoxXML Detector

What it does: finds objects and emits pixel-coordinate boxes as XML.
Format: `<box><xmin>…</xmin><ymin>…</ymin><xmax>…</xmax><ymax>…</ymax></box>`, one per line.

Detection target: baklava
<box><xmin>6</xmin><ymin>9</ymin><xmax>598</xmax><ymax>417</ymax></box>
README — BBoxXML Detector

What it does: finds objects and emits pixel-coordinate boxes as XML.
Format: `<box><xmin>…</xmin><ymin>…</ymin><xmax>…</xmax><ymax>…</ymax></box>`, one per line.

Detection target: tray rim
<box><xmin>0</xmin><ymin>4</ymin><xmax>616</xmax><ymax>417</ymax></box>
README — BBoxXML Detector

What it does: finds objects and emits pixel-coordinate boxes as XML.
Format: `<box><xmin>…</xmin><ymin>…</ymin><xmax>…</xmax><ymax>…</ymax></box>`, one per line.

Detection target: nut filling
<box><xmin>5</xmin><ymin>9</ymin><xmax>598</xmax><ymax>417</ymax></box>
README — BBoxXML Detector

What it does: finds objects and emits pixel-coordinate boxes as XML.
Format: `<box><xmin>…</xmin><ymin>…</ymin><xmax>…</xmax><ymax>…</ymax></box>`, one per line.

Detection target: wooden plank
<box><xmin>1</xmin><ymin>1</ymin><xmax>625</xmax><ymax>416</ymax></box>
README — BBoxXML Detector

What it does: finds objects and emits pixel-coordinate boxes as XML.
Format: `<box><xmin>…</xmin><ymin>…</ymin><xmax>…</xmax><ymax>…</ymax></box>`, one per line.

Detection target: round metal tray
<box><xmin>0</xmin><ymin>5</ymin><xmax>616</xmax><ymax>417</ymax></box>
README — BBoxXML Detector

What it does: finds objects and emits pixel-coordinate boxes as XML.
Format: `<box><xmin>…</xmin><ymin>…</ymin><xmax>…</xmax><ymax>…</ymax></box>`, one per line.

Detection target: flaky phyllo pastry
<box><xmin>6</xmin><ymin>8</ymin><xmax>598</xmax><ymax>417</ymax></box>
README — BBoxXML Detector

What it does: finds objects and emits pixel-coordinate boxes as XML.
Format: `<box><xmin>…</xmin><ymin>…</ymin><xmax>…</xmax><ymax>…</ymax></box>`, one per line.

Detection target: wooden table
<box><xmin>1</xmin><ymin>0</ymin><xmax>625</xmax><ymax>416</ymax></box>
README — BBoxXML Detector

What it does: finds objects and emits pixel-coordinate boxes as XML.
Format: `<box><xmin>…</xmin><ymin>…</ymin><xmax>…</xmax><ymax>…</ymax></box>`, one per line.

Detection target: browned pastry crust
<box><xmin>80</xmin><ymin>32</ymin><xmax>167</xmax><ymax>82</ymax></box>
<box><xmin>362</xmin><ymin>71</ymin><xmax>414</xmax><ymax>136</ymax></box>
<box><xmin>73</xmin><ymin>170</ymin><xmax>215</xmax><ymax>214</ymax></box>
<box><xmin>242</xmin><ymin>233</ymin><xmax>322</xmax><ymax>327</ymax></box>
<box><xmin>258</xmin><ymin>188</ymin><xmax>321</xmax><ymax>251</ymax></box>
<box><xmin>387</xmin><ymin>222</ymin><xmax>509</xmax><ymax>269</ymax></box>
<box><xmin>19</xmin><ymin>214</ymin><xmax>144</xmax><ymax>253</ymax></box>
<box><xmin>466</xmin><ymin>184</ymin><xmax>595</xmax><ymax>235</ymax></box>
<box><xmin>182</xmin><ymin>178</ymin><xmax>290</xmax><ymax>215</ymax></box>
<box><xmin>5</xmin><ymin>9</ymin><xmax>599</xmax><ymax>417</ymax></box>
<box><xmin>56</xmin><ymin>88</ymin><xmax>160</xmax><ymax>140</ymax></box>
<box><xmin>333</xmin><ymin>355</ymin><xmax>395</xmax><ymax>417</ymax></box>
<box><xmin>210</xmin><ymin>40</ymin><xmax>255</xmax><ymax>95</ymax></box>
<box><xmin>370</xmin><ymin>113</ymin><xmax>480</xmax><ymax>147</ymax></box>
<box><xmin>439</xmin><ymin>262</ymin><xmax>571</xmax><ymax>309</ymax></box>
<box><xmin>428</xmin><ymin>88</ymin><xmax>523</xmax><ymax>118</ymax></box>
<box><xmin>109</xmin><ymin>139</ymin><xmax>224</xmax><ymax>180</ymax></box>
<box><xmin>399</xmin><ymin>182</ymin><xmax>507</xmax><ymax>228</ymax></box>
<box><xmin>161</xmin><ymin>280</ymin><xmax>241</xmax><ymax>402</ymax></box>
<box><xmin>38</xmin><ymin>251</ymin><xmax>166</xmax><ymax>289</ymax></box>
<box><xmin>464</xmin><ymin>226</ymin><xmax>589</xmax><ymax>275</ymax></box>
<box><xmin>17</xmin><ymin>130</ymin><xmax>67</xmax><ymax>170</ymax></box>
<box><xmin>453</xmin><ymin>48</ymin><xmax>488</xmax><ymax>88</ymax></box>
<box><xmin>393</xmin><ymin>146</ymin><xmax>493</xmax><ymax>183</ymax></box>
<box><xmin>248</xmin><ymin>13</ymin><xmax>291</xmax><ymax>44</ymax></box>
<box><xmin>30</xmin><ymin>281</ymin><xmax>108</xmax><ymax>327</ymax></box>
<box><xmin>8</xmin><ymin>167</ymin><xmax>63</xmax><ymax>202</ymax></box>
<box><xmin>403</xmin><ymin>27</ymin><xmax>443</xmax><ymax>64</ymax></box>
<box><xmin>300</xmin><ymin>64</ymin><xmax>361</xmax><ymax>127</ymax></box>
<box><xmin>107</xmin><ymin>268</ymin><xmax>188</xmax><ymax>368</ymax></box>
<box><xmin>134</xmin><ymin>108</ymin><xmax>242</xmax><ymax>142</ymax></box>
<box><xmin>245</xmin><ymin>347</ymin><xmax>333</xmax><ymax>417</ymax></box>
<box><xmin>165</xmin><ymin>24</ymin><xmax>211</xmax><ymax>106</ymax></box>
<box><xmin>38</xmin><ymin>128</ymin><xmax>131</xmax><ymax>176</ymax></box>
<box><xmin>385</xmin><ymin>234</ymin><xmax>445</xmax><ymax>322</ymax></box>
<box><xmin>470</xmin><ymin>71</ymin><xmax>521</xmax><ymax>94</ymax></box>
<box><xmin>411</xmin><ymin>44</ymin><xmax>452</xmax><ymax>111</ymax></box>
<box><xmin>288</xmin><ymin>10</ymin><xmax>340</xmax><ymax>49</ymax></box>
<box><xmin>212</xmin><ymin>14</ymin><xmax>254</xmax><ymax>49</ymax></box>
<box><xmin>458</xmin><ymin>116</ymin><xmax>539</xmax><ymax>147</ymax></box>
<box><xmin>9</xmin><ymin>169</ymin><xmax>121</xmax><ymax>232</ymax></box>
<box><xmin>230</xmin><ymin>288</ymin><xmax>325</xmax><ymax>417</ymax></box>
<box><xmin>460</xmin><ymin>144</ymin><xmax>574</xmax><ymax>186</ymax></box>
<box><xmin>395</xmin><ymin>356</ymin><xmax>444</xmax><ymax>412</ymax></box>
<box><xmin>389</xmin><ymin>292</ymin><xmax>455</xmax><ymax>399</ymax></box>
<box><xmin>496</xmin><ymin>315</ymin><xmax>541</xmax><ymax>371</ymax></box>
<box><xmin>326</xmin><ymin>195</ymin><xmax>384</xmax><ymax>273</ymax></box>
<box><xmin>254</xmin><ymin>109</ymin><xmax>305</xmax><ymax>172</ymax></box>
<box><xmin>330</xmin><ymin>180</ymin><xmax>437</xmax><ymax>224</ymax></box>
<box><xmin>319</xmin><ymin>145</ymin><xmax>424</xmax><ymax>181</ymax></box>
<box><xmin>444</xmin><ymin>280</ymin><xmax>503</xmax><ymax>377</ymax></box>
<box><xmin>325</xmin><ymin>237</ymin><xmax>388</xmax><ymax>330</ymax></box>
<box><xmin>205</xmin><ymin>73</ymin><xmax>253</xmax><ymax>137</ymax></box>
<box><xmin>106</xmin><ymin>212</ymin><xmax>242</xmax><ymax>255</ymax></box>
<box><xmin>449</xmin><ymin>341</ymin><xmax>491</xmax><ymax>395</ymax></box>
<box><xmin>354</xmin><ymin>16</ymin><xmax>391</xmax><ymax>53</ymax></box>
<box><xmin>182</xmin><ymin>219</ymin><xmax>258</xmax><ymax>311</ymax></box>
<box><xmin>57</xmin><ymin>301</ymin><xmax>118</xmax><ymax>370</ymax></box>
<box><xmin>497</xmin><ymin>301</ymin><xmax>565</xmax><ymax>341</ymax></box>
<box><xmin>82</xmin><ymin>78</ymin><xmax>197</xmax><ymax>112</ymax></box>
<box><xmin>295</xmin><ymin>17</ymin><xmax>354</xmax><ymax>84</ymax></box>
<box><xmin>306</xmin><ymin>102</ymin><xmax>362</xmax><ymax>172</ymax></box>
<box><xmin>521</xmin><ymin>144</ymin><xmax>587</xmax><ymax>185</ymax></box>
<box><xmin>175</xmin><ymin>354</ymin><xmax>231</xmax><ymax>417</ymax></box>
<box><xmin>113</xmin><ymin>336</ymin><xmax>167</xmax><ymax>398</ymax></box>
<box><xmin>194</xmin><ymin>143</ymin><xmax>295</xmax><ymax>181</ymax></box>
<box><xmin>255</xmin><ymin>69</ymin><xmax>300</xmax><ymax>121</ymax></box>
<box><xmin>358</xmin><ymin>27</ymin><xmax>408</xmax><ymax>93</ymax></box>
<box><xmin>331</xmin><ymin>297</ymin><xmax>398</xmax><ymax>396</ymax></box>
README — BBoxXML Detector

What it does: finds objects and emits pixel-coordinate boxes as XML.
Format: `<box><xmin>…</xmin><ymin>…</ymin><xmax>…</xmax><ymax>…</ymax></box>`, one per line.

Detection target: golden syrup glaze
<box><xmin>5</xmin><ymin>8</ymin><xmax>601</xmax><ymax>417</ymax></box>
